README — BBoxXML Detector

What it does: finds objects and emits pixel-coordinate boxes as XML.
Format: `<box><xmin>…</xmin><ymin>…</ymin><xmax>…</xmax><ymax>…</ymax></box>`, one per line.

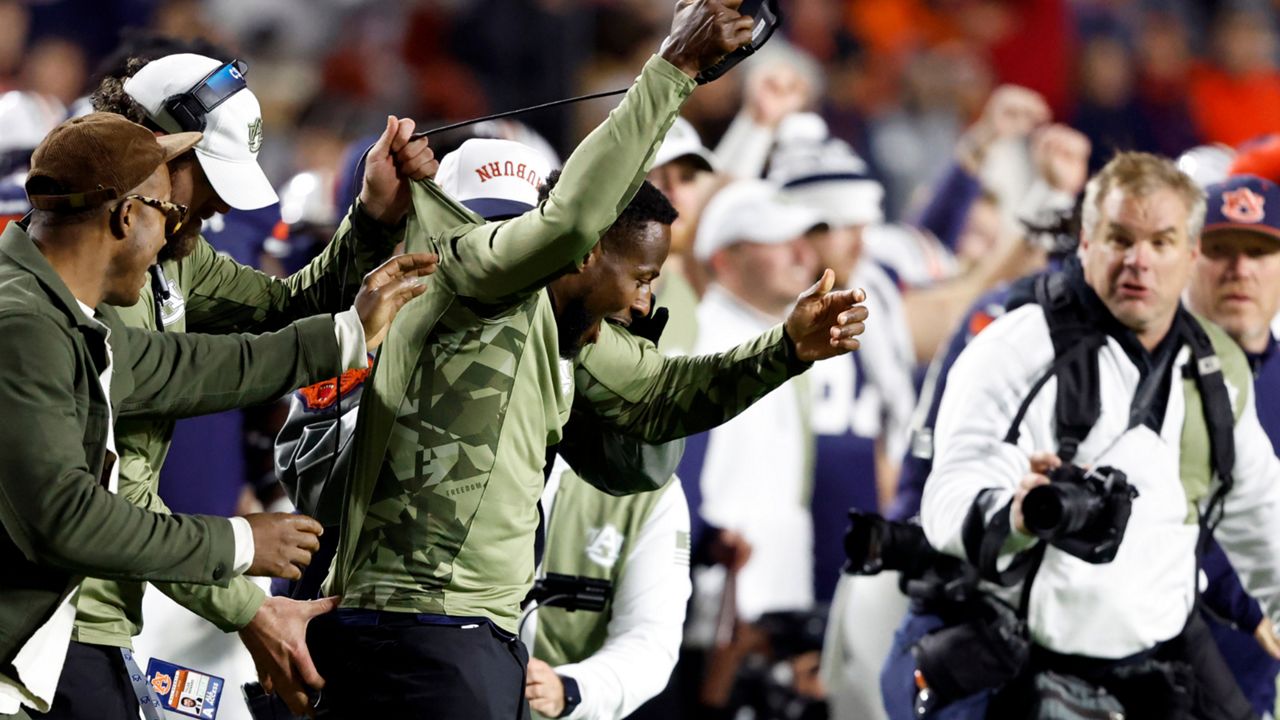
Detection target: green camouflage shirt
<box><xmin>71</xmin><ymin>204</ymin><xmax>401</xmax><ymax>649</ymax></box>
<box><xmin>332</xmin><ymin>56</ymin><xmax>697</xmax><ymax>632</ymax></box>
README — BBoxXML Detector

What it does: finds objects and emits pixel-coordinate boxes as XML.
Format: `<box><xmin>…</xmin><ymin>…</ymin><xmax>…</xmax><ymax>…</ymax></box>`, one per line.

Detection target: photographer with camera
<box><xmin>918</xmin><ymin>152</ymin><xmax>1280</xmax><ymax>719</ymax></box>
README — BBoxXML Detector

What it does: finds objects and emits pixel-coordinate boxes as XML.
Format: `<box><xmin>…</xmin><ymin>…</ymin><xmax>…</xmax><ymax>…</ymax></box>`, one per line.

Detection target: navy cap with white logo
<box><xmin>1204</xmin><ymin>174</ymin><xmax>1280</xmax><ymax>243</ymax></box>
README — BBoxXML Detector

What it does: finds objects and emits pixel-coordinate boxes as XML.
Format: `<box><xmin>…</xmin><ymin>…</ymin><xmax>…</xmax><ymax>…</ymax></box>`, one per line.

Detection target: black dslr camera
<box><xmin>1021</xmin><ymin>464</ymin><xmax>1138</xmax><ymax>564</ymax></box>
<box><xmin>844</xmin><ymin>511</ymin><xmax>978</xmax><ymax>608</ymax></box>
<box><xmin>843</xmin><ymin>511</ymin><xmax>936</xmax><ymax>577</ymax></box>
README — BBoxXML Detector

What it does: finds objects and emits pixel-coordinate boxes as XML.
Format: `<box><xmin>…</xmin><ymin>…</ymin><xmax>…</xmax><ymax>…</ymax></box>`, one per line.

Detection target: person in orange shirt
<box><xmin>1188</xmin><ymin>6</ymin><xmax>1280</xmax><ymax>147</ymax></box>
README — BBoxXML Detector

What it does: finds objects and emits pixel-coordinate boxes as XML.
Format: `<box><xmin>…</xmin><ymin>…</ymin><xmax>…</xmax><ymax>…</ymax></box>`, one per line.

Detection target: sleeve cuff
<box><xmin>352</xmin><ymin>197</ymin><xmax>409</xmax><ymax>236</ymax></box>
<box><xmin>777</xmin><ymin>325</ymin><xmax>812</xmax><ymax>375</ymax></box>
<box><xmin>646</xmin><ymin>54</ymin><xmax>698</xmax><ymax>95</ymax></box>
<box><xmin>333</xmin><ymin>308</ymin><xmax>370</xmax><ymax>370</ymax></box>
<box><xmin>1244</xmin><ymin>600</ymin><xmax>1265</xmax><ymax>634</ymax></box>
<box><xmin>556</xmin><ymin>673</ymin><xmax>583</xmax><ymax>718</ymax></box>
<box><xmin>229</xmin><ymin>516</ymin><xmax>255</xmax><ymax>576</ymax></box>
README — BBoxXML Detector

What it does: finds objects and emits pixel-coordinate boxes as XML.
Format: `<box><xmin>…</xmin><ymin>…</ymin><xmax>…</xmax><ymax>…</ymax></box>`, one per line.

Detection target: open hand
<box><xmin>784</xmin><ymin>269</ymin><xmax>869</xmax><ymax>361</ymax></box>
<box><xmin>956</xmin><ymin>85</ymin><xmax>1050</xmax><ymax>172</ymax></box>
<box><xmin>360</xmin><ymin>115</ymin><xmax>440</xmax><ymax>224</ymax></box>
<box><xmin>746</xmin><ymin>62</ymin><xmax>811</xmax><ymax>127</ymax></box>
<box><xmin>1031</xmin><ymin>124</ymin><xmax>1091</xmax><ymax>195</ymax></box>
<box><xmin>354</xmin><ymin>252</ymin><xmax>439</xmax><ymax>351</ymax></box>
<box><xmin>240</xmin><ymin>596</ymin><xmax>340</xmax><ymax>718</ymax></box>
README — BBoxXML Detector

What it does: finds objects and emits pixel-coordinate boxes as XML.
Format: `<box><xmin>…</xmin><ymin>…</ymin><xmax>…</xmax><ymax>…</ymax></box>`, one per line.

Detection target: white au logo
<box><xmin>158</xmin><ymin>278</ymin><xmax>185</xmax><ymax>327</ymax></box>
<box><xmin>558</xmin><ymin>358</ymin><xmax>574</xmax><ymax>400</ymax></box>
<box><xmin>585</xmin><ymin>524</ymin><xmax>624</xmax><ymax>569</ymax></box>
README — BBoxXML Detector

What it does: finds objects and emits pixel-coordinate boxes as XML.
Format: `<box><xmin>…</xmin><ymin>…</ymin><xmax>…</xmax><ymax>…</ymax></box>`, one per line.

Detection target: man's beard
<box><xmin>556</xmin><ymin>294</ymin><xmax>595</xmax><ymax>360</ymax></box>
<box><xmin>157</xmin><ymin>216</ymin><xmax>203</xmax><ymax>262</ymax></box>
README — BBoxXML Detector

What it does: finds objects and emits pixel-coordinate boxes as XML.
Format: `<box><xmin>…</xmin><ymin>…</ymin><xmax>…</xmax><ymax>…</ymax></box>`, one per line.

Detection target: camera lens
<box><xmin>1023</xmin><ymin>484</ymin><xmax>1098</xmax><ymax>539</ymax></box>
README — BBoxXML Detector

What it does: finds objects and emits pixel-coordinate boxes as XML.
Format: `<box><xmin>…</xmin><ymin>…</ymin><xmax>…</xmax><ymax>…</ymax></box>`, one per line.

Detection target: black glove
<box><xmin>626</xmin><ymin>302</ymin><xmax>670</xmax><ymax>345</ymax></box>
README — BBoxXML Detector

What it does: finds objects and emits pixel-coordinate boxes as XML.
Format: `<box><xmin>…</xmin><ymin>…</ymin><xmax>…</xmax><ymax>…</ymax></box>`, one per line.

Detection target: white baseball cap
<box><xmin>695</xmin><ymin>179</ymin><xmax>826</xmax><ymax>261</ymax></box>
<box><xmin>435</xmin><ymin>138</ymin><xmax>552</xmax><ymax>219</ymax></box>
<box><xmin>0</xmin><ymin>91</ymin><xmax>65</xmax><ymax>155</ymax></box>
<box><xmin>654</xmin><ymin>117</ymin><xmax>717</xmax><ymax>173</ymax></box>
<box><xmin>769</xmin><ymin>113</ymin><xmax>884</xmax><ymax>227</ymax></box>
<box><xmin>124</xmin><ymin>54</ymin><xmax>278</xmax><ymax>210</ymax></box>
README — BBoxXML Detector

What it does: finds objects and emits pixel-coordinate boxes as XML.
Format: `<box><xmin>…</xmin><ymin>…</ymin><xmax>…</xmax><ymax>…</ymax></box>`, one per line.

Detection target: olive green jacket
<box><xmin>0</xmin><ymin>222</ymin><xmax>342</xmax><ymax>668</ymax></box>
<box><xmin>72</xmin><ymin>203</ymin><xmax>401</xmax><ymax>648</ymax></box>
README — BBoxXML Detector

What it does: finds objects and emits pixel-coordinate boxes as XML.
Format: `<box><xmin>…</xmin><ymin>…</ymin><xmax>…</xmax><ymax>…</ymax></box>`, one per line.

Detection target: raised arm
<box><xmin>574</xmin><ymin>321</ymin><xmax>807</xmax><ymax>443</ymax></box>
<box><xmin>415</xmin><ymin>57</ymin><xmax>695</xmax><ymax>303</ymax></box>
<box><xmin>412</xmin><ymin>1</ymin><xmax>754</xmax><ymax>303</ymax></box>
<box><xmin>117</xmin><ymin>252</ymin><xmax>433</xmax><ymax>419</ymax></box>
<box><xmin>574</xmin><ymin>273</ymin><xmax>867</xmax><ymax>443</ymax></box>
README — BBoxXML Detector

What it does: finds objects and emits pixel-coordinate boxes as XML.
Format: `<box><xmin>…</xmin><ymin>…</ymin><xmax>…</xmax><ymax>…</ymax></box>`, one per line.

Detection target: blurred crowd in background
<box><xmin>5</xmin><ymin>1</ymin><xmax>1280</xmax><ymax>718</ymax></box>
<box><xmin>1</xmin><ymin>0</ymin><xmax>1278</xmax><ymax>222</ymax></box>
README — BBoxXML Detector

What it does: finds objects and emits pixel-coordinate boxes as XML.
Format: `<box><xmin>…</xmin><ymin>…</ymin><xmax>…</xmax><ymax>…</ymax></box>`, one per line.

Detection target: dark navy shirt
<box><xmin>1202</xmin><ymin>334</ymin><xmax>1280</xmax><ymax>717</ymax></box>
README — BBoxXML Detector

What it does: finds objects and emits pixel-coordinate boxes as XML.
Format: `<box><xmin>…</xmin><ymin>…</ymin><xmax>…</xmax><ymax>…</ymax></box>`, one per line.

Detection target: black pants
<box><xmin>308</xmin><ymin>613</ymin><xmax>531</xmax><ymax>720</ymax></box>
<box><xmin>989</xmin><ymin>613</ymin><xmax>1256</xmax><ymax>720</ymax></box>
<box><xmin>32</xmin><ymin>641</ymin><xmax>138</xmax><ymax>720</ymax></box>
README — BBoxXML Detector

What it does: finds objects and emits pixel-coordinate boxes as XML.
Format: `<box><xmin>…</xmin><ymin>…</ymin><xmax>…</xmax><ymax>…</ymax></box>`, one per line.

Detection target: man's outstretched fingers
<box><xmin>838</xmin><ymin>305</ymin><xmax>870</xmax><ymax>325</ymax></box>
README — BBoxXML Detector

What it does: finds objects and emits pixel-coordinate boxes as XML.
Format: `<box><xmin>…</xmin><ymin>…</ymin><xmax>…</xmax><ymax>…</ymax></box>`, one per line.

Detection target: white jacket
<box><xmin>693</xmin><ymin>285</ymin><xmax>813</xmax><ymax>620</ymax></box>
<box><xmin>524</xmin><ymin>458</ymin><xmax>692</xmax><ymax>720</ymax></box>
<box><xmin>921</xmin><ymin>302</ymin><xmax>1280</xmax><ymax>658</ymax></box>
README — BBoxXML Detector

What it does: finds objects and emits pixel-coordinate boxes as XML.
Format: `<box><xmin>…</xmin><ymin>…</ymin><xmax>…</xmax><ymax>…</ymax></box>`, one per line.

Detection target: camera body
<box><xmin>843</xmin><ymin>511</ymin><xmax>936</xmax><ymax>577</ymax></box>
<box><xmin>1021</xmin><ymin>463</ymin><xmax>1138</xmax><ymax>564</ymax></box>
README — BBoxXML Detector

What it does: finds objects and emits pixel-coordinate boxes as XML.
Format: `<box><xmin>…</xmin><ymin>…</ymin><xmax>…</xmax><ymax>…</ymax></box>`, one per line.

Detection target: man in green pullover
<box><xmin>313</xmin><ymin>3</ymin><xmax>869</xmax><ymax>717</ymax></box>
<box><xmin>48</xmin><ymin>49</ymin><xmax>438</xmax><ymax>719</ymax></box>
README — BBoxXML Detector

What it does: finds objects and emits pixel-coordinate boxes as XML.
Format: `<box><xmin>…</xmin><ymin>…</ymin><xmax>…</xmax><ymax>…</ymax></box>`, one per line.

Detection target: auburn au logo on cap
<box><xmin>247</xmin><ymin>117</ymin><xmax>263</xmax><ymax>154</ymax></box>
<box><xmin>1220</xmin><ymin>187</ymin><xmax>1266</xmax><ymax>224</ymax></box>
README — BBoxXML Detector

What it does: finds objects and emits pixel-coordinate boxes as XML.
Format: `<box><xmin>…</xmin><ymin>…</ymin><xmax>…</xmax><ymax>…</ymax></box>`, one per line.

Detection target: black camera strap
<box><xmin>968</xmin><ymin>273</ymin><xmax>1106</xmax><ymax>589</ymax></box>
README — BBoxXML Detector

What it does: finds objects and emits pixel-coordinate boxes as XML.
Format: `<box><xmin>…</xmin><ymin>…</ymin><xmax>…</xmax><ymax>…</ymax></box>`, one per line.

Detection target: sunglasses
<box><xmin>117</xmin><ymin>194</ymin><xmax>188</xmax><ymax>237</ymax></box>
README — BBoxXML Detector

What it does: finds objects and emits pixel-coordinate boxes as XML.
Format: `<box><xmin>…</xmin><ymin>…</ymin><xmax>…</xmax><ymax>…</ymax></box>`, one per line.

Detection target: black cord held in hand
<box><xmin>408</xmin><ymin>88</ymin><xmax>629</xmax><ymax>141</ymax></box>
<box><xmin>352</xmin><ymin>87</ymin><xmax>629</xmax><ymax>195</ymax></box>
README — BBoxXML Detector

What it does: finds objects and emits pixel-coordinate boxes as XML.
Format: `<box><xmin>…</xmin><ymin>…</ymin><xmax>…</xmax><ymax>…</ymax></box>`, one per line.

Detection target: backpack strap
<box><xmin>1003</xmin><ymin>273</ymin><xmax>1106</xmax><ymax>465</ymax></box>
<box><xmin>1181</xmin><ymin>313</ymin><xmax>1245</xmax><ymax>548</ymax></box>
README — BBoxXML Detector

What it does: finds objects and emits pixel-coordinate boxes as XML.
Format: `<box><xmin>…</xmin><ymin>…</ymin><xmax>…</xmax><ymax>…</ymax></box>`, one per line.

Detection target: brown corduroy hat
<box><xmin>25</xmin><ymin>112</ymin><xmax>201</xmax><ymax>211</ymax></box>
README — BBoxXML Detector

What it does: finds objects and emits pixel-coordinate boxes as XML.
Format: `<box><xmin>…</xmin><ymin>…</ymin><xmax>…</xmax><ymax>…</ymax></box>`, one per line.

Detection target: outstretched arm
<box><xmin>574</xmin><ymin>273</ymin><xmax>867</xmax><ymax>443</ymax></box>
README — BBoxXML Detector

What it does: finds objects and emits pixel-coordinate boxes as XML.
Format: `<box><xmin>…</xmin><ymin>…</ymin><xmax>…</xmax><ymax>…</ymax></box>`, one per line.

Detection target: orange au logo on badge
<box><xmin>1221</xmin><ymin>187</ymin><xmax>1266</xmax><ymax>224</ymax></box>
<box><xmin>151</xmin><ymin>672</ymin><xmax>172</xmax><ymax>695</ymax></box>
